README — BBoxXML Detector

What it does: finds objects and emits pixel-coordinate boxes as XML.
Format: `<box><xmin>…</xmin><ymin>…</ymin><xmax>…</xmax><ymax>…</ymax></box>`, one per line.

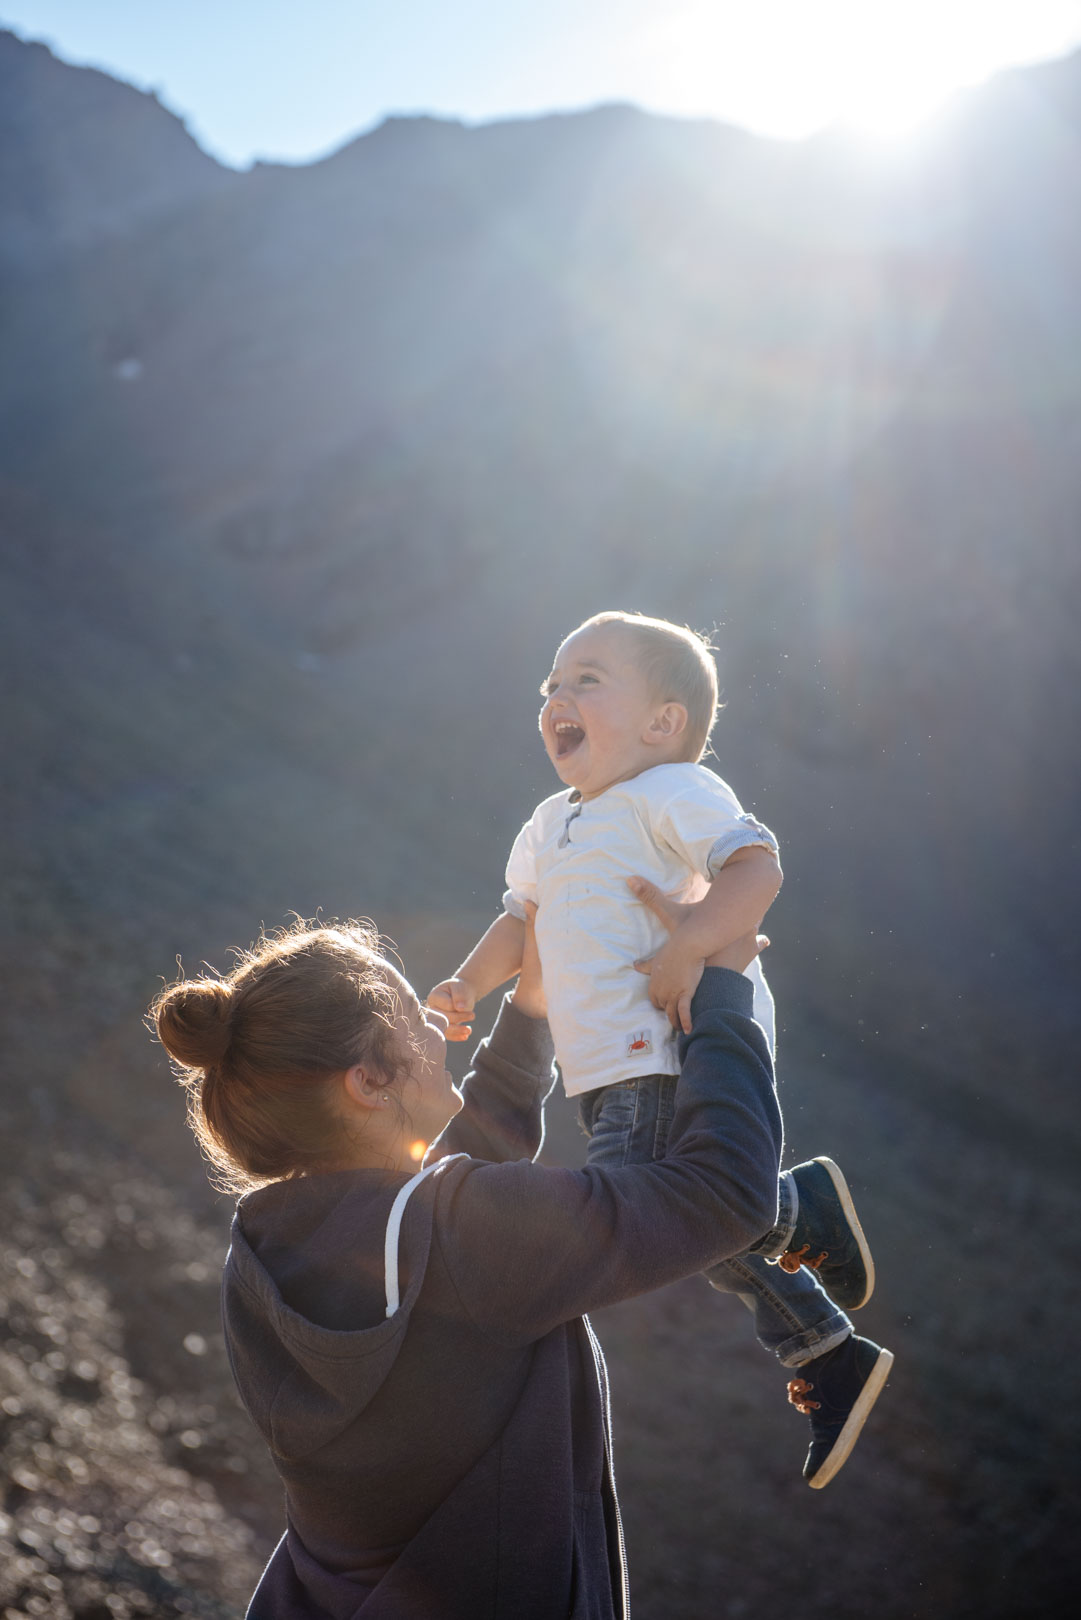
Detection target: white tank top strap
<box><xmin>384</xmin><ymin>1153</ymin><xmax>467</xmax><ymax>1318</ymax></box>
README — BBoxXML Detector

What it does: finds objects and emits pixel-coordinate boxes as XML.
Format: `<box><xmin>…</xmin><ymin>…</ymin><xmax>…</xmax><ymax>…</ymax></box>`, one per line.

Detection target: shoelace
<box><xmin>787</xmin><ymin>1377</ymin><xmax>821</xmax><ymax>1415</ymax></box>
<box><xmin>778</xmin><ymin>1242</ymin><xmax>828</xmax><ymax>1274</ymax></box>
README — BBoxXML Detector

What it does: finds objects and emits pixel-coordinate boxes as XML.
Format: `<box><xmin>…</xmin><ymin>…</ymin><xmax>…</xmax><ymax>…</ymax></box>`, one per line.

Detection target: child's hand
<box><xmin>426</xmin><ymin>976</ymin><xmax>476</xmax><ymax>1042</ymax></box>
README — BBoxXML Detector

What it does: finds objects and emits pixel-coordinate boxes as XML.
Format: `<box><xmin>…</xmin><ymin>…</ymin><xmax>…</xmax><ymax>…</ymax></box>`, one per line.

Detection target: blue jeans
<box><xmin>580</xmin><ymin>1074</ymin><xmax>851</xmax><ymax>1369</ymax></box>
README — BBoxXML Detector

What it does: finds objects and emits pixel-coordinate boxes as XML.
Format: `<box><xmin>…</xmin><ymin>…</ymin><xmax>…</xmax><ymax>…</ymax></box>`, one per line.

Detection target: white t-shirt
<box><xmin>503</xmin><ymin>762</ymin><xmax>778</xmax><ymax>1097</ymax></box>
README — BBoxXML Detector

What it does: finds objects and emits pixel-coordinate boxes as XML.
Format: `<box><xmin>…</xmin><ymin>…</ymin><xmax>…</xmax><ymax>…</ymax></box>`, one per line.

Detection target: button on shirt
<box><xmin>503</xmin><ymin>763</ymin><xmax>778</xmax><ymax>1097</ymax></box>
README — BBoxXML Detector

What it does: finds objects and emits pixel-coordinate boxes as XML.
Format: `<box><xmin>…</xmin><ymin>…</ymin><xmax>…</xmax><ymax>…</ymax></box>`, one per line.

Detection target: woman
<box><xmin>151</xmin><ymin>890</ymin><xmax>781</xmax><ymax>1619</ymax></box>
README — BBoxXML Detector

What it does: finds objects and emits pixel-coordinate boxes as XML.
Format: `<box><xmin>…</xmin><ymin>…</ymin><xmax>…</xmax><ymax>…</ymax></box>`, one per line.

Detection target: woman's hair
<box><xmin>149</xmin><ymin>920</ymin><xmax>406</xmax><ymax>1193</ymax></box>
<box><xmin>577</xmin><ymin>610</ymin><xmax>721</xmax><ymax>761</ymax></box>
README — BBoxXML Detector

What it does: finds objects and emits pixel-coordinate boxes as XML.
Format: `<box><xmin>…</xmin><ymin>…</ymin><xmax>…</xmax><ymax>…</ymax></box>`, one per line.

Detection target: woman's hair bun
<box><xmin>154</xmin><ymin>977</ymin><xmax>235</xmax><ymax>1069</ymax></box>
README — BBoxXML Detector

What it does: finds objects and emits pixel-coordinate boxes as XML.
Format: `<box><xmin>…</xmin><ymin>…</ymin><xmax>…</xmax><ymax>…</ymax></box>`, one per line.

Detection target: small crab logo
<box><xmin>626</xmin><ymin>1031</ymin><xmax>652</xmax><ymax>1056</ymax></box>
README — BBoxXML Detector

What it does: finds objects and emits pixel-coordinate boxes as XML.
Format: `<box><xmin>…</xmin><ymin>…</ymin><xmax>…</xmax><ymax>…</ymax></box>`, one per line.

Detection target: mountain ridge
<box><xmin>0</xmin><ymin>29</ymin><xmax>232</xmax><ymax>274</ymax></box>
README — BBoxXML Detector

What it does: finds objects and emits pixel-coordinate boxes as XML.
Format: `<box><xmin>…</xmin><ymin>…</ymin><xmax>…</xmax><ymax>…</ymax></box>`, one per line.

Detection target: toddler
<box><xmin>429</xmin><ymin>610</ymin><xmax>892</xmax><ymax>1486</ymax></box>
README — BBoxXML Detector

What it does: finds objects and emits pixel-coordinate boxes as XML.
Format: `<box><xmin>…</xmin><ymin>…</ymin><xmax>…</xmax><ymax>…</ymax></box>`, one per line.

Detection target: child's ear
<box><xmin>646</xmin><ymin>703</ymin><xmax>688</xmax><ymax>744</ymax></box>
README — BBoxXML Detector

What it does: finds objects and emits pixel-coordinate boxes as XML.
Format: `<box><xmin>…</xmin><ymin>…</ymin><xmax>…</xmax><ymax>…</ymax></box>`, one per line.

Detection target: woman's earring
<box><xmin>382</xmin><ymin>1094</ymin><xmax>388</xmax><ymax>1102</ymax></box>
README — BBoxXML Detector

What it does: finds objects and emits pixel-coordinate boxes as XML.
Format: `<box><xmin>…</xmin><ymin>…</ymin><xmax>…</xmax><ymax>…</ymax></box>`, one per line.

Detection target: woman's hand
<box><xmin>510</xmin><ymin>902</ymin><xmax>547</xmax><ymax>1021</ymax></box>
<box><xmin>627</xmin><ymin>876</ymin><xmax>768</xmax><ymax>1031</ymax></box>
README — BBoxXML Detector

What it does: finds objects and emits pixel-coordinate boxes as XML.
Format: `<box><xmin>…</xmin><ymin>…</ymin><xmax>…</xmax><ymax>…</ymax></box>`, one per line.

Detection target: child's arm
<box><xmin>633</xmin><ymin>845</ymin><xmax>782</xmax><ymax>1035</ymax></box>
<box><xmin>427</xmin><ymin>911</ymin><xmax>527</xmax><ymax>1042</ymax></box>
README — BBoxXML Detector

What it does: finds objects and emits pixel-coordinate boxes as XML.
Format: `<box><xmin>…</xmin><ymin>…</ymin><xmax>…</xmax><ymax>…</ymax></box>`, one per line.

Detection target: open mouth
<box><xmin>553</xmin><ymin>720</ymin><xmax>585</xmax><ymax>758</ymax></box>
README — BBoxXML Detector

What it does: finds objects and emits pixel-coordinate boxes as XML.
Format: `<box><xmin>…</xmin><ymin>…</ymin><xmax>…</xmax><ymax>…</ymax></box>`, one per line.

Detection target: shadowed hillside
<box><xmin>1</xmin><ymin>30</ymin><xmax>1080</xmax><ymax>1617</ymax></box>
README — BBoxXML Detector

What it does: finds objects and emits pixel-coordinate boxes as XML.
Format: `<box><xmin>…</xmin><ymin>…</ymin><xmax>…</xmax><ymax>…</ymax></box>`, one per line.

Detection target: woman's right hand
<box><xmin>627</xmin><ymin>876</ymin><xmax>768</xmax><ymax>977</ymax></box>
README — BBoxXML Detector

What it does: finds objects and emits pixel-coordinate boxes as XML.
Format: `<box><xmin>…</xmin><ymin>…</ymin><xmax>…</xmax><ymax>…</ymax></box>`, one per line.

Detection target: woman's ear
<box><xmin>646</xmin><ymin>702</ymin><xmax>688</xmax><ymax>744</ymax></box>
<box><xmin>342</xmin><ymin>1064</ymin><xmax>388</xmax><ymax>1113</ymax></box>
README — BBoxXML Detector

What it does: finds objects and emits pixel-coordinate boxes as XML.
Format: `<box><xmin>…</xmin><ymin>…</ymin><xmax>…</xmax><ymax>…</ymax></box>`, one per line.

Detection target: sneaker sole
<box><xmin>812</xmin><ymin>1155</ymin><xmax>876</xmax><ymax>1310</ymax></box>
<box><xmin>808</xmin><ymin>1345</ymin><xmax>894</xmax><ymax>1490</ymax></box>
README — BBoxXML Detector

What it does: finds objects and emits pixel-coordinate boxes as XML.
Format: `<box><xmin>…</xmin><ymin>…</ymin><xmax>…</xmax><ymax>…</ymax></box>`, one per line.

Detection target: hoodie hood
<box><xmin>223</xmin><ymin>1167</ymin><xmax>439</xmax><ymax>1463</ymax></box>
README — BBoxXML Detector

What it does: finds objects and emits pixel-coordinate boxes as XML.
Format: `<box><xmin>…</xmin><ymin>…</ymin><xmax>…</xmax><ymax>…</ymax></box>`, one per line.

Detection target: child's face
<box><xmin>539</xmin><ymin>625</ymin><xmax>679</xmax><ymax>799</ymax></box>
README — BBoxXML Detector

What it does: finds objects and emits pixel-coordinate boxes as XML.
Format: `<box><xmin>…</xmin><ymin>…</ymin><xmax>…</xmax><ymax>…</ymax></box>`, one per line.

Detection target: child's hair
<box><xmin>149</xmin><ymin>920</ymin><xmax>406</xmax><ymax>1193</ymax></box>
<box><xmin>577</xmin><ymin>610</ymin><xmax>720</xmax><ymax>761</ymax></box>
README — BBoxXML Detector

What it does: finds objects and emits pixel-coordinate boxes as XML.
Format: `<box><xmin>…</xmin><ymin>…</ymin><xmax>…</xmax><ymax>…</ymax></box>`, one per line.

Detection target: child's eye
<box><xmin>578</xmin><ymin>674</ymin><xmax>598</xmax><ymax>685</ymax></box>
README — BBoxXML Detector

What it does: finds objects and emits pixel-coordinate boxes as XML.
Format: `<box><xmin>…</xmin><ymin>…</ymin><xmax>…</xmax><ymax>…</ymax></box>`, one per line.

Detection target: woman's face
<box><xmin>384</xmin><ymin>967</ymin><xmax>463</xmax><ymax>1151</ymax></box>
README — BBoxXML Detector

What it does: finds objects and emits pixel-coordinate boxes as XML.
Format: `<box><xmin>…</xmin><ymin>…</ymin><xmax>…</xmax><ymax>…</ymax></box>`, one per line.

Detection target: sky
<box><xmin>3</xmin><ymin>0</ymin><xmax>1081</xmax><ymax>169</ymax></box>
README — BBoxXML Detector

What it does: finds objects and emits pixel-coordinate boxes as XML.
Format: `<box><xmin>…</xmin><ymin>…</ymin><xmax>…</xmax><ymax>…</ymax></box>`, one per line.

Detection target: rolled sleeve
<box><xmin>706</xmin><ymin>813</ymin><xmax>779</xmax><ymax>877</ymax></box>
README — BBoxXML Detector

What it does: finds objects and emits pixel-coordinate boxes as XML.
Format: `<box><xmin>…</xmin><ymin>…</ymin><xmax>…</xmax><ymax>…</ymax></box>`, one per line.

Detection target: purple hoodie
<box><xmin>222</xmin><ymin>969</ymin><xmax>781</xmax><ymax>1618</ymax></box>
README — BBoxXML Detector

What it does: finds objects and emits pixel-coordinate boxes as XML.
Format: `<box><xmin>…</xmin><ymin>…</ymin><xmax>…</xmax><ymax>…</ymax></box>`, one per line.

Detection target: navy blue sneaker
<box><xmin>779</xmin><ymin>1157</ymin><xmax>875</xmax><ymax>1310</ymax></box>
<box><xmin>787</xmin><ymin>1334</ymin><xmax>894</xmax><ymax>1488</ymax></box>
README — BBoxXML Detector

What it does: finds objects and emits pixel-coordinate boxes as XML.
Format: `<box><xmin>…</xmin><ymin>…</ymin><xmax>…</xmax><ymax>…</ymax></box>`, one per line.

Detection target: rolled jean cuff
<box><xmin>775</xmin><ymin>1320</ymin><xmax>852</xmax><ymax>1370</ymax></box>
<box><xmin>748</xmin><ymin>1168</ymin><xmax>797</xmax><ymax>1257</ymax></box>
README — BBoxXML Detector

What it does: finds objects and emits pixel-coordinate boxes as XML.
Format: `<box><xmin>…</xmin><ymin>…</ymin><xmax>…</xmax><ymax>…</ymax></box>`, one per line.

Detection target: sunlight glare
<box><xmin>826</xmin><ymin>1</ymin><xmax>1024</xmax><ymax>138</ymax></box>
<box><xmin>831</xmin><ymin>11</ymin><xmax>972</xmax><ymax>138</ymax></box>
<box><xmin>636</xmin><ymin>0</ymin><xmax>1081</xmax><ymax>142</ymax></box>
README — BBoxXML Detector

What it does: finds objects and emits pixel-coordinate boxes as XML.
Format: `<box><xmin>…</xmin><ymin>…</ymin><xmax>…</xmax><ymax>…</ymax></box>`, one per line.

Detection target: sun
<box><xmin>813</xmin><ymin>3</ymin><xmax>985</xmax><ymax>138</ymax></box>
<box><xmin>634</xmin><ymin>0</ymin><xmax>1081</xmax><ymax>142</ymax></box>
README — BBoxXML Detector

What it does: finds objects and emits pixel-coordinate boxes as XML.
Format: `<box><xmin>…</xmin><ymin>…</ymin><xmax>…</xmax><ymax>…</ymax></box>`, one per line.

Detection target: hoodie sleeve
<box><xmin>432</xmin><ymin>995</ymin><xmax>559</xmax><ymax>1166</ymax></box>
<box><xmin>432</xmin><ymin>969</ymin><xmax>783</xmax><ymax>1344</ymax></box>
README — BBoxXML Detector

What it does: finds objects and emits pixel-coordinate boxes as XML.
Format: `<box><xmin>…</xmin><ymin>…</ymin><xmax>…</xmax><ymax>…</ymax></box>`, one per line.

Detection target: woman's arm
<box><xmin>431</xmin><ymin>904</ymin><xmax>556</xmax><ymax>1166</ymax></box>
<box><xmin>435</xmin><ymin>963</ymin><xmax>782</xmax><ymax>1341</ymax></box>
<box><xmin>432</xmin><ymin>996</ymin><xmax>558</xmax><ymax>1165</ymax></box>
